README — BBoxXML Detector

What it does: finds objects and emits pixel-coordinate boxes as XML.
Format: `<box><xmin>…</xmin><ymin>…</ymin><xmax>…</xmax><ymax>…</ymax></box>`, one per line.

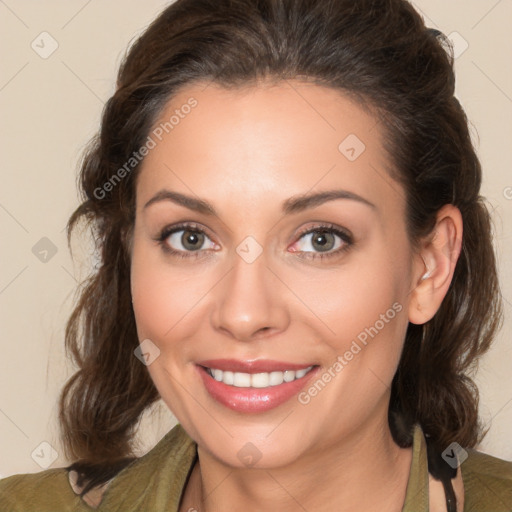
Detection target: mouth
<box><xmin>196</xmin><ymin>359</ymin><xmax>319</xmax><ymax>413</ymax></box>
<box><xmin>204</xmin><ymin>366</ymin><xmax>314</xmax><ymax>388</ymax></box>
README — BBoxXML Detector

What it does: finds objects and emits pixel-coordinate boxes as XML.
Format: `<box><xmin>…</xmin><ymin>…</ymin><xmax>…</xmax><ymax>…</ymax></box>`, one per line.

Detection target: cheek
<box><xmin>129</xmin><ymin>239</ymin><xmax>203</xmax><ymax>414</ymax></box>
<box><xmin>131</xmin><ymin>248</ymin><xmax>173</xmax><ymax>342</ymax></box>
<box><xmin>130</xmin><ymin>236</ymin><xmax>213</xmax><ymax>356</ymax></box>
<box><xmin>293</xmin><ymin>271</ymin><xmax>408</xmax><ymax>431</ymax></box>
<box><xmin>298</xmin><ymin>244</ymin><xmax>410</xmax><ymax>392</ymax></box>
<box><xmin>296</xmin><ymin>256</ymin><xmax>406</xmax><ymax>345</ymax></box>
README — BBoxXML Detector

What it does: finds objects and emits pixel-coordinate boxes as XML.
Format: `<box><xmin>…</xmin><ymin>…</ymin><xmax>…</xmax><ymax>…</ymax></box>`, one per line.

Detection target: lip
<box><xmin>196</xmin><ymin>360</ymin><xmax>319</xmax><ymax>413</ymax></box>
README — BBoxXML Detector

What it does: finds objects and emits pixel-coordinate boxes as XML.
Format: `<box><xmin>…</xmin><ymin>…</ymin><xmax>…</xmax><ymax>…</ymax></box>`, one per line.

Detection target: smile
<box><xmin>205</xmin><ymin>366</ymin><xmax>314</xmax><ymax>388</ymax></box>
<box><xmin>196</xmin><ymin>359</ymin><xmax>319</xmax><ymax>413</ymax></box>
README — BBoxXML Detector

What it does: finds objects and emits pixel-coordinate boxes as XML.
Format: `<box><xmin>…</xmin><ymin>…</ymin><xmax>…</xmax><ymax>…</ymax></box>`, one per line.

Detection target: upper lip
<box><xmin>197</xmin><ymin>359</ymin><xmax>316</xmax><ymax>373</ymax></box>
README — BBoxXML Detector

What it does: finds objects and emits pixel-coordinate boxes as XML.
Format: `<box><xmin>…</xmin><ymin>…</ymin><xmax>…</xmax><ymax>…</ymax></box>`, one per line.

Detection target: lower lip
<box><xmin>197</xmin><ymin>365</ymin><xmax>319</xmax><ymax>413</ymax></box>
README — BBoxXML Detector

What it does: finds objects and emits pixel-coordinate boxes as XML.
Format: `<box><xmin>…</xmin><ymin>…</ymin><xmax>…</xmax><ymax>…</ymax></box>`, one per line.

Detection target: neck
<box><xmin>181</xmin><ymin>412</ymin><xmax>413</xmax><ymax>512</ymax></box>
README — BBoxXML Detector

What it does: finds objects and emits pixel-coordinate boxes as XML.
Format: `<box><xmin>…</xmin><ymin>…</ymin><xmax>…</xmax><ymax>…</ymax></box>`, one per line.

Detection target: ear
<box><xmin>408</xmin><ymin>204</ymin><xmax>463</xmax><ymax>325</ymax></box>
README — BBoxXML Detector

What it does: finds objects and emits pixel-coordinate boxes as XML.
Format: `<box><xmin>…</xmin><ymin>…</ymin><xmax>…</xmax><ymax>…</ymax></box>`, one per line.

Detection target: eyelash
<box><xmin>154</xmin><ymin>222</ymin><xmax>354</xmax><ymax>261</ymax></box>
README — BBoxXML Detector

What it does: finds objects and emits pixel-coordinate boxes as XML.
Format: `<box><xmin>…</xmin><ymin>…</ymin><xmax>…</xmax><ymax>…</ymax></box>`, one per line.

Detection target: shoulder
<box><xmin>0</xmin><ymin>468</ymin><xmax>92</xmax><ymax>511</ymax></box>
<box><xmin>461</xmin><ymin>448</ymin><xmax>512</xmax><ymax>511</ymax></box>
<box><xmin>98</xmin><ymin>423</ymin><xmax>197</xmax><ymax>510</ymax></box>
<box><xmin>0</xmin><ymin>424</ymin><xmax>196</xmax><ymax>512</ymax></box>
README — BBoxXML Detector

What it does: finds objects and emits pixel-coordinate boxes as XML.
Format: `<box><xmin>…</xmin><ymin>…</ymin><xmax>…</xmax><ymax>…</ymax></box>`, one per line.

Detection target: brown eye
<box><xmin>163</xmin><ymin>228</ymin><xmax>212</xmax><ymax>252</ymax></box>
<box><xmin>309</xmin><ymin>230</ymin><xmax>336</xmax><ymax>252</ymax></box>
<box><xmin>156</xmin><ymin>223</ymin><xmax>218</xmax><ymax>258</ymax></box>
<box><xmin>294</xmin><ymin>228</ymin><xmax>347</xmax><ymax>254</ymax></box>
<box><xmin>179</xmin><ymin>230</ymin><xmax>205</xmax><ymax>251</ymax></box>
<box><xmin>289</xmin><ymin>224</ymin><xmax>354</xmax><ymax>261</ymax></box>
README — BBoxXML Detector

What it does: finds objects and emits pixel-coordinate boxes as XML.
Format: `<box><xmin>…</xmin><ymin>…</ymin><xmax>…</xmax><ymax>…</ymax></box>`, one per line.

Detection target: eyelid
<box><xmin>158</xmin><ymin>221</ymin><xmax>216</xmax><ymax>242</ymax></box>
<box><xmin>154</xmin><ymin>221</ymin><xmax>219</xmax><ymax>258</ymax></box>
<box><xmin>293</xmin><ymin>222</ymin><xmax>353</xmax><ymax>244</ymax></box>
<box><xmin>155</xmin><ymin>221</ymin><xmax>354</xmax><ymax>260</ymax></box>
<box><xmin>289</xmin><ymin>223</ymin><xmax>354</xmax><ymax>258</ymax></box>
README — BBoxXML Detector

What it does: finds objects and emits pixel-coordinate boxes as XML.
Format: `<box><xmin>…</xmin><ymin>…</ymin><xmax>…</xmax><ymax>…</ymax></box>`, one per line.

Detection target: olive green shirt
<box><xmin>1</xmin><ymin>423</ymin><xmax>511</xmax><ymax>511</ymax></box>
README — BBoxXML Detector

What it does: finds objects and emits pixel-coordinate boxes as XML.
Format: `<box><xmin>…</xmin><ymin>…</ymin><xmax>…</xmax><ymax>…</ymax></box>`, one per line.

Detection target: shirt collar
<box><xmin>94</xmin><ymin>422</ymin><xmax>431</xmax><ymax>511</ymax></box>
<box><xmin>402</xmin><ymin>423</ymin><xmax>429</xmax><ymax>511</ymax></box>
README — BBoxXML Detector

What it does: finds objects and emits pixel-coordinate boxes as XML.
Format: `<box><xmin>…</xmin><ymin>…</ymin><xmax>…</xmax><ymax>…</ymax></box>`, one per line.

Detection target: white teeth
<box><xmin>207</xmin><ymin>366</ymin><xmax>313</xmax><ymax>388</ymax></box>
<box><xmin>233</xmin><ymin>372</ymin><xmax>251</xmax><ymax>387</ymax></box>
<box><xmin>269</xmin><ymin>371</ymin><xmax>284</xmax><ymax>386</ymax></box>
<box><xmin>251</xmin><ymin>372</ymin><xmax>270</xmax><ymax>388</ymax></box>
<box><xmin>283</xmin><ymin>370</ymin><xmax>296</xmax><ymax>382</ymax></box>
<box><xmin>223</xmin><ymin>371</ymin><xmax>234</xmax><ymax>385</ymax></box>
<box><xmin>295</xmin><ymin>368</ymin><xmax>309</xmax><ymax>378</ymax></box>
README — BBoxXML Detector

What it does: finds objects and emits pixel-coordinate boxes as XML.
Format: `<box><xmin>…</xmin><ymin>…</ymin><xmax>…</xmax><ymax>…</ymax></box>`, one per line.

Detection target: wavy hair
<box><xmin>59</xmin><ymin>0</ymin><xmax>503</xmax><ymax>495</ymax></box>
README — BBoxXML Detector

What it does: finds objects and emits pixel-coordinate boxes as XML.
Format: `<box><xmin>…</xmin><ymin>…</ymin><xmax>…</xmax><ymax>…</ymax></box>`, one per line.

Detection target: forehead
<box><xmin>135</xmin><ymin>80</ymin><xmax>403</xmax><ymax>218</ymax></box>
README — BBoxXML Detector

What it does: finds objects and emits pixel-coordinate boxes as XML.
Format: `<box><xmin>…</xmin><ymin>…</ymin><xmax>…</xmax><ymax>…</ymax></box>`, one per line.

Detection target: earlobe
<box><xmin>408</xmin><ymin>204</ymin><xmax>463</xmax><ymax>325</ymax></box>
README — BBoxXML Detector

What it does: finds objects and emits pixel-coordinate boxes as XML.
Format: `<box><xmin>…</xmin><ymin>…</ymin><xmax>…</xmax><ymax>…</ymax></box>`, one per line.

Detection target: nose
<box><xmin>211</xmin><ymin>247</ymin><xmax>290</xmax><ymax>342</ymax></box>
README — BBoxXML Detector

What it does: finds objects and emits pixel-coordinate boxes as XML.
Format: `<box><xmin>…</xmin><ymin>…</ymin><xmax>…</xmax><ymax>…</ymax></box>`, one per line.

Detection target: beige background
<box><xmin>0</xmin><ymin>0</ymin><xmax>511</xmax><ymax>477</ymax></box>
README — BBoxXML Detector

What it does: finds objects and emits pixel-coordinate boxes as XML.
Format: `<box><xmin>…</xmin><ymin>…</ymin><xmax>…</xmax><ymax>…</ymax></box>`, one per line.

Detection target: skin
<box><xmin>129</xmin><ymin>80</ymin><xmax>463</xmax><ymax>512</ymax></box>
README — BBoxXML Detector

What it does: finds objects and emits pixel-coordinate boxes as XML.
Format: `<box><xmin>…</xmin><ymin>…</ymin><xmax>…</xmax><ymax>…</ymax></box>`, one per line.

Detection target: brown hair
<box><xmin>60</xmin><ymin>0</ymin><xmax>503</xmax><ymax>495</ymax></box>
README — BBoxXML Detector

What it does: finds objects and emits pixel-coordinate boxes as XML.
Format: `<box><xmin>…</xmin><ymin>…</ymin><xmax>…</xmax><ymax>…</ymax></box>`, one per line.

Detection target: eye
<box><xmin>290</xmin><ymin>224</ymin><xmax>353</xmax><ymax>260</ymax></box>
<box><xmin>155</xmin><ymin>222</ymin><xmax>218</xmax><ymax>258</ymax></box>
<box><xmin>154</xmin><ymin>222</ymin><xmax>353</xmax><ymax>261</ymax></box>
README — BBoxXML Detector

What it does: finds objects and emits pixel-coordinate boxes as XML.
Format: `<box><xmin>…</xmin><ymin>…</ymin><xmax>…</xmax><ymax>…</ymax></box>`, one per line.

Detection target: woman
<box><xmin>1</xmin><ymin>0</ymin><xmax>511</xmax><ymax>510</ymax></box>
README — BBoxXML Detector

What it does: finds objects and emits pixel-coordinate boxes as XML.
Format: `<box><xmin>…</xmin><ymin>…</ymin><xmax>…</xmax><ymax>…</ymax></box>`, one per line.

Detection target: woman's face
<box><xmin>130</xmin><ymin>81</ymin><xmax>420</xmax><ymax>468</ymax></box>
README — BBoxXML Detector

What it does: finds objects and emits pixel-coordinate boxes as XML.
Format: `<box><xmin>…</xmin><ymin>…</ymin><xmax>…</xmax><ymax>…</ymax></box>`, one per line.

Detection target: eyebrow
<box><xmin>143</xmin><ymin>188</ymin><xmax>376</xmax><ymax>215</ymax></box>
